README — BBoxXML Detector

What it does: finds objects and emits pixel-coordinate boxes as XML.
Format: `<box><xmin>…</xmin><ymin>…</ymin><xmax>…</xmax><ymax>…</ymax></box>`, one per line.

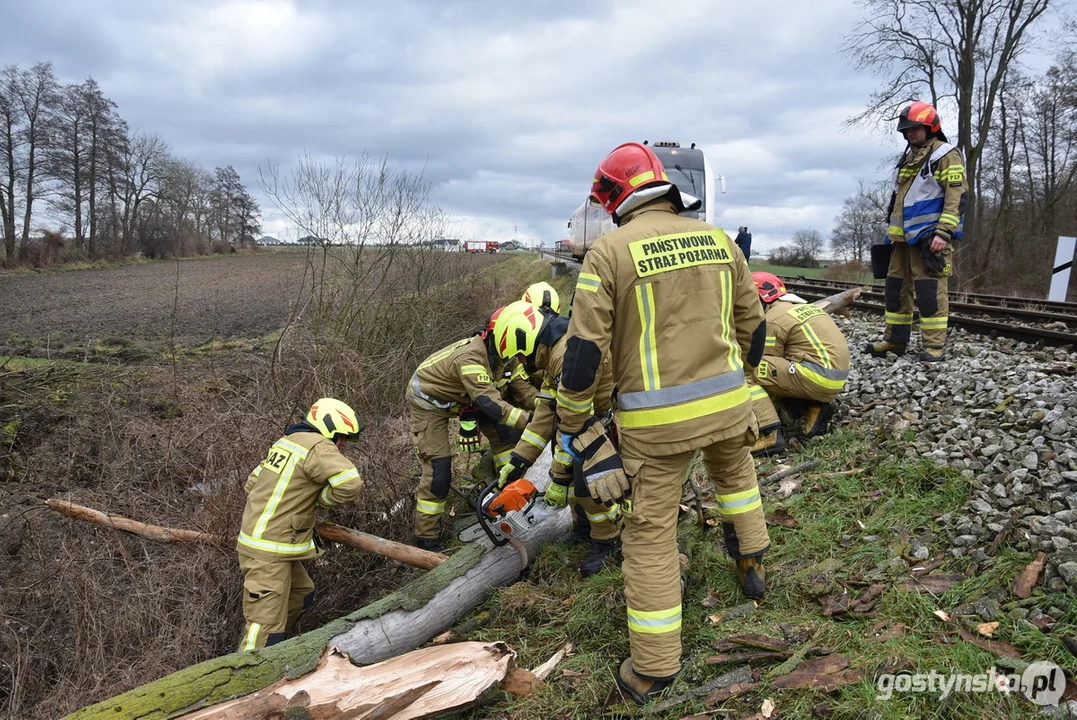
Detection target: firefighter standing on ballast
<box><xmin>865</xmin><ymin>101</ymin><xmax>968</xmax><ymax>363</ymax></box>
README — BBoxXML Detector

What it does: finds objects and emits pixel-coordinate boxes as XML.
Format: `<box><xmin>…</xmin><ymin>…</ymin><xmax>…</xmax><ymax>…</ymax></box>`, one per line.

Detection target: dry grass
<box><xmin>0</xmin><ymin>251</ymin><xmax>555</xmax><ymax>717</ymax></box>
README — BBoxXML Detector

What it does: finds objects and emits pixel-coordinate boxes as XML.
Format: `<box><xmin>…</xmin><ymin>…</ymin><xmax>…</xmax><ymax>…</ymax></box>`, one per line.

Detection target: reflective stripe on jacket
<box><xmin>887</xmin><ymin>140</ymin><xmax>967</xmax><ymax>245</ymax></box>
<box><xmin>763</xmin><ymin>300</ymin><xmax>850</xmax><ymax>391</ymax></box>
<box><xmin>237</xmin><ymin>431</ymin><xmax>362</xmax><ymax>560</ymax></box>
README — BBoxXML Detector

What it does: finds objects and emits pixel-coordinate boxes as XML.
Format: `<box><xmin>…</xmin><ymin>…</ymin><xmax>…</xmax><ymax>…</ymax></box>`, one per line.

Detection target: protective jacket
<box><xmin>886</xmin><ymin>138</ymin><xmax>967</xmax><ymax>245</ymax></box>
<box><xmin>237</xmin><ymin>425</ymin><xmax>363</xmax><ymax>560</ymax></box>
<box><xmin>558</xmin><ymin>200</ymin><xmax>766</xmax><ymax>455</ymax></box>
<box><xmin>762</xmin><ymin>299</ymin><xmax>850</xmax><ymax>395</ymax></box>
<box><xmin>409</xmin><ymin>335</ymin><xmax>530</xmax><ymax>429</ymax></box>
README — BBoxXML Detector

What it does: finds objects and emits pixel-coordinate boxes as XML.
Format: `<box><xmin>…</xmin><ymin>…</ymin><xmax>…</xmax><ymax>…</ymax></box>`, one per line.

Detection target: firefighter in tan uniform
<box><xmin>866</xmin><ymin>101</ymin><xmax>968</xmax><ymax>363</ymax></box>
<box><xmin>557</xmin><ymin>142</ymin><xmax>771</xmax><ymax>704</ymax></box>
<box><xmin>236</xmin><ymin>398</ymin><xmax>364</xmax><ymax>651</ymax></box>
<box><xmin>493</xmin><ymin>301</ymin><xmax>622</xmax><ymax>577</ymax></box>
<box><xmin>748</xmin><ymin>272</ymin><xmax>850</xmax><ymax>455</ymax></box>
<box><xmin>408</xmin><ymin>308</ymin><xmax>536</xmax><ymax>551</ymax></box>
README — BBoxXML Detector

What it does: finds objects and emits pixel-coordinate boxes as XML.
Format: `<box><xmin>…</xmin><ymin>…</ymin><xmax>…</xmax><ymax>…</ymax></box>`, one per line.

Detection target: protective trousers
<box><xmin>747</xmin><ymin>357</ymin><xmax>842</xmax><ymax>430</ymax></box>
<box><xmin>882</xmin><ymin>242</ymin><xmax>951</xmax><ymax>351</ymax></box>
<box><xmin>619</xmin><ymin>430</ymin><xmax>768</xmax><ymax>678</ymax></box>
<box><xmin>410</xmin><ymin>404</ymin><xmax>453</xmax><ymax>539</ymax></box>
<box><xmin>237</xmin><ymin>552</ymin><xmax>314</xmax><ymax>651</ymax></box>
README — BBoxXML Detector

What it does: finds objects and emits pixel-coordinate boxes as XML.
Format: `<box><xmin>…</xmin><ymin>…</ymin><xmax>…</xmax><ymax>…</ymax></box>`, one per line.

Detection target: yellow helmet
<box><xmin>522</xmin><ymin>282</ymin><xmax>561</xmax><ymax>315</ymax></box>
<box><xmin>306</xmin><ymin>398</ymin><xmax>364</xmax><ymax>440</ymax></box>
<box><xmin>490</xmin><ymin>301</ymin><xmax>543</xmax><ymax>358</ymax></box>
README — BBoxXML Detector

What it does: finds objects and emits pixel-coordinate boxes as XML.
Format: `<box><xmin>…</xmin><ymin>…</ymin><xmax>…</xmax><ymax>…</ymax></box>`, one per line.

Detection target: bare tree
<box><xmin>120</xmin><ymin>132</ymin><xmax>169</xmax><ymax>254</ymax></box>
<box><xmin>792</xmin><ymin>228</ymin><xmax>825</xmax><ymax>266</ymax></box>
<box><xmin>845</xmin><ymin>0</ymin><xmax>1053</xmax><ymax>257</ymax></box>
<box><xmin>0</xmin><ymin>65</ymin><xmax>19</xmax><ymax>266</ymax></box>
<box><xmin>11</xmin><ymin>62</ymin><xmax>59</xmax><ymax>247</ymax></box>
<box><xmin>830</xmin><ymin>179</ymin><xmax>889</xmax><ymax>263</ymax></box>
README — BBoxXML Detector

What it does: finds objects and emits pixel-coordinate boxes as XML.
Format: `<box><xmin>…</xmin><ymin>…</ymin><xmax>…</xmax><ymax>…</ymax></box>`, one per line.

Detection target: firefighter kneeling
<box><xmin>236</xmin><ymin>398</ymin><xmax>365</xmax><ymax>651</ymax></box>
<box><xmin>747</xmin><ymin>272</ymin><xmax>850</xmax><ymax>455</ymax></box>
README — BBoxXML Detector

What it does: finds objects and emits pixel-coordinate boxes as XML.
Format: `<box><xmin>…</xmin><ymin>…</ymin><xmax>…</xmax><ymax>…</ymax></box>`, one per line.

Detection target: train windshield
<box><xmin>652</xmin><ymin>147</ymin><xmax>707</xmax><ymax>218</ymax></box>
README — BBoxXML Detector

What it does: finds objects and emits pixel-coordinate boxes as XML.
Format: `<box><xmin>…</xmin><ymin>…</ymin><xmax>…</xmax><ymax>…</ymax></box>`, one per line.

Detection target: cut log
<box><xmin>178</xmin><ymin>641</ymin><xmax>519</xmax><ymax>719</ymax></box>
<box><xmin>811</xmin><ymin>287</ymin><xmax>862</xmax><ymax>314</ymax></box>
<box><xmin>64</xmin><ymin>452</ymin><xmax>564</xmax><ymax>720</ymax></box>
<box><xmin>43</xmin><ymin>498</ymin><xmax>447</xmax><ymax>569</ymax></box>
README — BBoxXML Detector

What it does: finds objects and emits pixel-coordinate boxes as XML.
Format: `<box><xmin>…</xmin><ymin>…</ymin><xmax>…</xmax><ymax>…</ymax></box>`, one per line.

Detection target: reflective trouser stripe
<box><xmin>764</xmin><ymin>337</ymin><xmax>777</xmax><ymax>348</ymax></box>
<box><xmin>554</xmin><ymin>446</ymin><xmax>573</xmax><ymax>465</ymax></box>
<box><xmin>558</xmin><ymin>393</ymin><xmax>593</xmax><ymax>413</ymax></box>
<box><xmin>507</xmin><ymin>407</ymin><xmax>524</xmax><ymax>427</ymax></box>
<box><xmin>920</xmin><ymin>315</ymin><xmax>948</xmax><ymax>329</ymax></box>
<box><xmin>242</xmin><ymin>622</ymin><xmax>261</xmax><ymax>651</ymax></box>
<box><xmin>717</xmin><ymin>487</ymin><xmax>762</xmax><ymax>516</ymax></box>
<box><xmin>627</xmin><ymin>605</ymin><xmax>682</xmax><ymax>634</ymax></box>
<box><xmin>748</xmin><ymin>385</ymin><xmax>769</xmax><ymax>401</ymax></box>
<box><xmin>885</xmin><ymin>312</ymin><xmax>914</xmax><ymax>325</ymax></box>
<box><xmin>586</xmin><ymin>505</ymin><xmax>621</xmax><ymax>524</ymax></box>
<box><xmin>416</xmin><ymin>499</ymin><xmax>445</xmax><ymax>515</ymax></box>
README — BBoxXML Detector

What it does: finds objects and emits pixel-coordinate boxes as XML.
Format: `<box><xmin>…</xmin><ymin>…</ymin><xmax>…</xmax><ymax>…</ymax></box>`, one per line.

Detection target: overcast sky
<box><xmin>6</xmin><ymin>0</ymin><xmax>941</xmax><ymax>253</ymax></box>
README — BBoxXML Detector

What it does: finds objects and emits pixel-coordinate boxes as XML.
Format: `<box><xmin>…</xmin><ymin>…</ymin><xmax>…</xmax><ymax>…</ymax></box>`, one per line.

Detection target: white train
<box><xmin>567</xmin><ymin>141</ymin><xmax>722</xmax><ymax>260</ymax></box>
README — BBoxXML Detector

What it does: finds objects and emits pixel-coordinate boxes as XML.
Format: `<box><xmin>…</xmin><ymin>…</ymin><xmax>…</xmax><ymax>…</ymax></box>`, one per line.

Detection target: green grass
<box><xmin>444</xmin><ymin>429</ymin><xmax>1075</xmax><ymax>719</ymax></box>
<box><xmin>749</xmin><ymin>263</ymin><xmax>831</xmax><ymax>280</ymax></box>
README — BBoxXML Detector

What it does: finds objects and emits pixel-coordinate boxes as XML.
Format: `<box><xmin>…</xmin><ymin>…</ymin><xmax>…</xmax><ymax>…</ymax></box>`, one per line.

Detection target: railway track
<box><xmin>784</xmin><ymin>280</ymin><xmax>1077</xmax><ymax>348</ymax></box>
<box><xmin>537</xmin><ymin>252</ymin><xmax>1077</xmax><ymax>348</ymax></box>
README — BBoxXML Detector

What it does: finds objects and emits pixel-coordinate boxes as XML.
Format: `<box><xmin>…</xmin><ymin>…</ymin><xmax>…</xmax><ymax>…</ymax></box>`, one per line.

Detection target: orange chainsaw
<box><xmin>458</xmin><ymin>478</ymin><xmax>549</xmax><ymax>546</ymax></box>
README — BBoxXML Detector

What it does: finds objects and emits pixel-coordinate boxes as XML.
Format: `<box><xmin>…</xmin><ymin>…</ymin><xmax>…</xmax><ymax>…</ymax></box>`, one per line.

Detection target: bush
<box><xmin>767</xmin><ymin>245</ymin><xmax>819</xmax><ymax>268</ymax></box>
<box><xmin>822</xmin><ymin>259</ymin><xmax>872</xmax><ymax>282</ymax></box>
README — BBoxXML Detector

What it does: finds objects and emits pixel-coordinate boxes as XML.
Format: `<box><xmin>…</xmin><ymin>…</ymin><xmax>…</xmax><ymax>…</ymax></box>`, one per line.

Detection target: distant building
<box><xmin>499</xmin><ymin>240</ymin><xmax>523</xmax><ymax>252</ymax></box>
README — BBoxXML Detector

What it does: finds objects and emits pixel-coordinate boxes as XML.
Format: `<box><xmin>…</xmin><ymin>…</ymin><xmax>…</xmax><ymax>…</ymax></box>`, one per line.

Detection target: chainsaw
<box><xmin>457</xmin><ymin>478</ymin><xmax>549</xmax><ymax>546</ymax></box>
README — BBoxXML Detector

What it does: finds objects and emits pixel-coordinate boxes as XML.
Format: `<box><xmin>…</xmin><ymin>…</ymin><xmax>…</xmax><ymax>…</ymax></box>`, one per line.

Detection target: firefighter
<box><xmin>865</xmin><ymin>101</ymin><xmax>968</xmax><ymax>363</ymax></box>
<box><xmin>409</xmin><ymin>306</ymin><xmax>537</xmax><ymax>551</ymax></box>
<box><xmin>748</xmin><ymin>272</ymin><xmax>850</xmax><ymax>455</ymax></box>
<box><xmin>522</xmin><ymin>281</ymin><xmax>561</xmax><ymax>315</ymax></box>
<box><xmin>236</xmin><ymin>398</ymin><xmax>364</xmax><ymax>651</ymax></box>
<box><xmin>557</xmin><ymin>142</ymin><xmax>771</xmax><ymax>704</ymax></box>
<box><xmin>494</xmin><ymin>300</ymin><xmax>622</xmax><ymax>577</ymax></box>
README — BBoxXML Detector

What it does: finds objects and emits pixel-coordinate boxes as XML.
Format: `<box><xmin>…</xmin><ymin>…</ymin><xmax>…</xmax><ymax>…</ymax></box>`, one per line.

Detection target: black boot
<box><xmin>414</xmin><ymin>536</ymin><xmax>444</xmax><ymax>553</ymax></box>
<box><xmin>801</xmin><ymin>403</ymin><xmax>834</xmax><ymax>438</ymax></box>
<box><xmin>614</xmin><ymin>657</ymin><xmax>676</xmax><ymax>705</ymax></box>
<box><xmin>751</xmin><ymin>427</ymin><xmax>786</xmax><ymax>457</ymax></box>
<box><xmin>579</xmin><ymin>538</ymin><xmax>620</xmax><ymax>577</ymax></box>
<box><xmin>559</xmin><ymin>505</ymin><xmax>591</xmax><ymax>544</ymax></box>
<box><xmin>735</xmin><ymin>557</ymin><xmax>766</xmax><ymax>600</ymax></box>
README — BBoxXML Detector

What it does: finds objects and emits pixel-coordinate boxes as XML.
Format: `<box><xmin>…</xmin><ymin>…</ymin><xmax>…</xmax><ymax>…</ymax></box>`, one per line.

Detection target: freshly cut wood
<box><xmin>64</xmin><ymin>453</ymin><xmax>565</xmax><ymax>719</ymax></box>
<box><xmin>316</xmin><ymin>521</ymin><xmax>447</xmax><ymax>569</ymax></box>
<box><xmin>43</xmin><ymin>498</ymin><xmax>448</xmax><ymax>569</ymax></box>
<box><xmin>811</xmin><ymin>287</ymin><xmax>862</xmax><ymax>314</ymax></box>
<box><xmin>1012</xmin><ymin>552</ymin><xmax>1047</xmax><ymax>599</ymax></box>
<box><xmin>178</xmin><ymin>641</ymin><xmax>519</xmax><ymax>719</ymax></box>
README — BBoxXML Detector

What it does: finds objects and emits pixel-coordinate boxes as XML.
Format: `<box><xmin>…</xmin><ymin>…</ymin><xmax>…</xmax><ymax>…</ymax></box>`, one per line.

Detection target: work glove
<box><xmin>458</xmin><ymin>405</ymin><xmax>481</xmax><ymax>453</ymax></box>
<box><xmin>919</xmin><ymin>240</ymin><xmax>946</xmax><ymax>276</ymax></box>
<box><xmin>496</xmin><ymin>453</ymin><xmax>530</xmax><ymax>488</ymax></box>
<box><xmin>561</xmin><ymin>417</ymin><xmax>629</xmax><ymax>506</ymax></box>
<box><xmin>544</xmin><ymin>480</ymin><xmax>569</xmax><ymax>508</ymax></box>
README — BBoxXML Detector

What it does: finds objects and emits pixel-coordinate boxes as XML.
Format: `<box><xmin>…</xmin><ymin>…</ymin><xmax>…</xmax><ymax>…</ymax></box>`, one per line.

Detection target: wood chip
<box><xmin>706</xmin><ymin>650</ymin><xmax>791</xmax><ymax>667</ymax></box>
<box><xmin>851</xmin><ymin>584</ymin><xmax>887</xmax><ymax>613</ymax></box>
<box><xmin>766</xmin><ymin>509</ymin><xmax>799</xmax><ymax>528</ymax></box>
<box><xmin>906</xmin><ymin>574</ymin><xmax>965</xmax><ymax>594</ymax></box>
<box><xmin>704</xmin><ymin>680</ymin><xmax>760</xmax><ymax>706</ymax></box>
<box><xmin>976</xmin><ymin>622</ymin><xmax>1000</xmax><ymax>638</ymax></box>
<box><xmin>933</xmin><ymin>609</ymin><xmax>952</xmax><ymax>622</ymax></box>
<box><xmin>531</xmin><ymin>642</ymin><xmax>573</xmax><ymax>680</ymax></box>
<box><xmin>1012</xmin><ymin>552</ymin><xmax>1047</xmax><ymax>599</ymax></box>
<box><xmin>777</xmin><ymin>477</ymin><xmax>802</xmax><ymax>498</ymax></box>
<box><xmin>708</xmin><ymin>601</ymin><xmax>758</xmax><ymax>624</ymax></box>
<box><xmin>773</xmin><ymin>655</ymin><xmax>863</xmax><ymax>690</ymax></box>
<box><xmin>819</xmin><ymin>592</ymin><xmax>850</xmax><ymax>617</ymax></box>
<box><xmin>701</xmin><ymin>588</ymin><xmax>724</xmax><ymax>608</ymax></box>
<box><xmin>730</xmin><ymin>634</ymin><xmax>791</xmax><ymax>652</ymax></box>
<box><xmin>762</xmin><ymin>697</ymin><xmax>776</xmax><ymax>718</ymax></box>
<box><xmin>951</xmin><ymin>623</ymin><xmax>1023</xmax><ymax>658</ymax></box>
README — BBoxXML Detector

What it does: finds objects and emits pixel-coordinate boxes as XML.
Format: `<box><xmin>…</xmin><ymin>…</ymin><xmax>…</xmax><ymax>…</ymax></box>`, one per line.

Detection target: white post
<box><xmin>1048</xmin><ymin>236</ymin><xmax>1076</xmax><ymax>302</ymax></box>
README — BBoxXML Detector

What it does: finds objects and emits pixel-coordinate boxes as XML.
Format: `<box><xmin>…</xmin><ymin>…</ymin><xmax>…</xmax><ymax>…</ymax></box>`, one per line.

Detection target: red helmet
<box><xmin>897</xmin><ymin>102</ymin><xmax>942</xmax><ymax>134</ymax></box>
<box><xmin>752</xmin><ymin>271</ymin><xmax>787</xmax><ymax>303</ymax></box>
<box><xmin>590</xmin><ymin>142</ymin><xmax>671</xmax><ymax>216</ymax></box>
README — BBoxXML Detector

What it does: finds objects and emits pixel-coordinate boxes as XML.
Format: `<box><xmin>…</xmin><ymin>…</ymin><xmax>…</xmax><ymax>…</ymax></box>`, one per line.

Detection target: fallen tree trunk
<box><xmin>177</xmin><ymin>642</ymin><xmax>526</xmax><ymax>720</ymax></box>
<box><xmin>43</xmin><ymin>499</ymin><xmax>447</xmax><ymax>570</ymax></box>
<box><xmin>811</xmin><ymin>287</ymin><xmax>862</xmax><ymax>314</ymax></box>
<box><xmin>65</xmin><ymin>453</ymin><xmax>564</xmax><ymax>720</ymax></box>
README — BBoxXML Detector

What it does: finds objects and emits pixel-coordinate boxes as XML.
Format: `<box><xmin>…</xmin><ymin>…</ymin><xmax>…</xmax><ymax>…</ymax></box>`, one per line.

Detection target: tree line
<box><xmin>0</xmin><ymin>61</ymin><xmax>261</xmax><ymax>268</ymax></box>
